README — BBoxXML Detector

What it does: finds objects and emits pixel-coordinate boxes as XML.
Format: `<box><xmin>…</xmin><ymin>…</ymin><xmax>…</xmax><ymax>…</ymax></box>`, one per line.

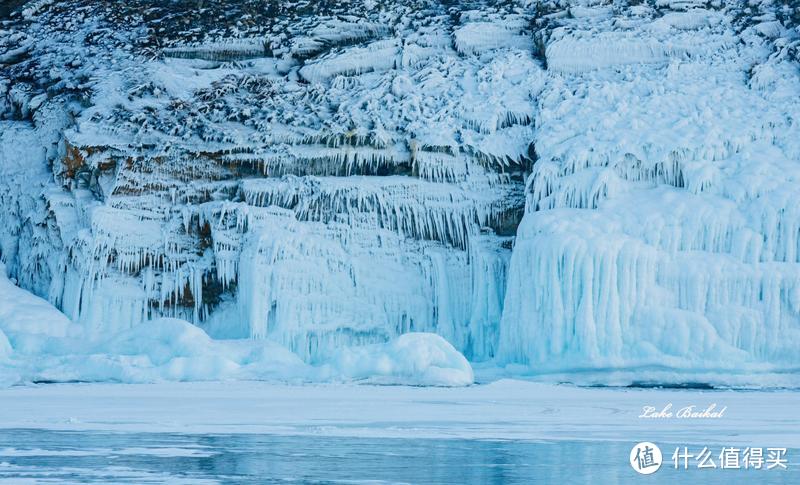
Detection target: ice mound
<box><xmin>84</xmin><ymin>326</ymin><xmax>313</xmax><ymax>384</ymax></box>
<box><xmin>298</xmin><ymin>39</ymin><xmax>398</xmax><ymax>83</ymax></box>
<box><xmin>544</xmin><ymin>7</ymin><xmax>732</xmax><ymax>74</ymax></box>
<box><xmin>104</xmin><ymin>318</ymin><xmax>210</xmax><ymax>359</ymax></box>
<box><xmin>0</xmin><ymin>263</ymin><xmax>77</xmax><ymax>339</ymax></box>
<box><xmin>0</xmin><ymin>268</ymin><xmax>473</xmax><ymax>386</ymax></box>
<box><xmin>545</xmin><ymin>36</ymin><xmax>673</xmax><ymax>73</ymax></box>
<box><xmin>73</xmin><ymin>318</ymin><xmax>311</xmax><ymax>383</ymax></box>
<box><xmin>332</xmin><ymin>333</ymin><xmax>474</xmax><ymax>386</ymax></box>
<box><xmin>163</xmin><ymin>38</ymin><xmax>268</xmax><ymax>62</ymax></box>
<box><xmin>651</xmin><ymin>10</ymin><xmax>721</xmax><ymax>31</ymax></box>
<box><xmin>0</xmin><ymin>329</ymin><xmax>17</xmax><ymax>387</ymax></box>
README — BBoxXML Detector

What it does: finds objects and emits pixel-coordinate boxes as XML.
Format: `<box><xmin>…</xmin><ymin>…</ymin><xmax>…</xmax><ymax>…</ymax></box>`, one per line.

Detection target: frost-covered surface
<box><xmin>0</xmin><ymin>379</ymin><xmax>799</xmax><ymax>448</ymax></box>
<box><xmin>0</xmin><ymin>0</ymin><xmax>799</xmax><ymax>385</ymax></box>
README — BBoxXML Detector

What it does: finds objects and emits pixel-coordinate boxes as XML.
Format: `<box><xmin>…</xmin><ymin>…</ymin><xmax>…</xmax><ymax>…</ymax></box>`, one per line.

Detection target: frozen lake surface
<box><xmin>0</xmin><ymin>380</ymin><xmax>798</xmax><ymax>445</ymax></box>
<box><xmin>0</xmin><ymin>380</ymin><xmax>797</xmax><ymax>482</ymax></box>
<box><xmin>0</xmin><ymin>430</ymin><xmax>797</xmax><ymax>484</ymax></box>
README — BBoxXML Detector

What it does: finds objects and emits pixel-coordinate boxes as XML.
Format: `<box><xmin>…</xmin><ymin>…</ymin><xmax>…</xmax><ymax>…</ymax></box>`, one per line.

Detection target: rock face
<box><xmin>0</xmin><ymin>0</ymin><xmax>536</xmax><ymax>364</ymax></box>
<box><xmin>1</xmin><ymin>0</ymin><xmax>799</xmax><ymax>375</ymax></box>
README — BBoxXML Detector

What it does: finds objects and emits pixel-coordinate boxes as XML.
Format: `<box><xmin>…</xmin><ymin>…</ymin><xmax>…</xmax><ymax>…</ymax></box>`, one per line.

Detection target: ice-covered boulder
<box><xmin>331</xmin><ymin>332</ymin><xmax>474</xmax><ymax>386</ymax></box>
<box><xmin>453</xmin><ymin>20</ymin><xmax>530</xmax><ymax>56</ymax></box>
<box><xmin>103</xmin><ymin>318</ymin><xmax>211</xmax><ymax>362</ymax></box>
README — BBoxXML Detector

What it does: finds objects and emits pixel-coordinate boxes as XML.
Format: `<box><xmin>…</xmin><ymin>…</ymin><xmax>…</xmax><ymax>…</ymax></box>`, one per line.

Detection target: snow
<box><xmin>0</xmin><ymin>379</ymin><xmax>797</xmax><ymax>448</ymax></box>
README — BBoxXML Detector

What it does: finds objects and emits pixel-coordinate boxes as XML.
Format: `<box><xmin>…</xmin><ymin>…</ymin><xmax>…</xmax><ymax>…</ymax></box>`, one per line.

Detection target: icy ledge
<box><xmin>0</xmin><ymin>265</ymin><xmax>473</xmax><ymax>387</ymax></box>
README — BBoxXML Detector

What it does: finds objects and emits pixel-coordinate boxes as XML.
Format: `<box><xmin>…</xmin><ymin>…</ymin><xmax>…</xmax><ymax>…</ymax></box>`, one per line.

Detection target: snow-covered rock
<box><xmin>0</xmin><ymin>0</ymin><xmax>537</xmax><ymax>366</ymax></box>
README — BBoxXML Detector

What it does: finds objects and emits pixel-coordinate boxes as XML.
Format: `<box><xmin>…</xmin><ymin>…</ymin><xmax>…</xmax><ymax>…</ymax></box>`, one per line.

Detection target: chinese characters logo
<box><xmin>630</xmin><ymin>442</ymin><xmax>663</xmax><ymax>475</ymax></box>
<box><xmin>630</xmin><ymin>443</ymin><xmax>789</xmax><ymax>475</ymax></box>
<box><xmin>672</xmin><ymin>447</ymin><xmax>788</xmax><ymax>470</ymax></box>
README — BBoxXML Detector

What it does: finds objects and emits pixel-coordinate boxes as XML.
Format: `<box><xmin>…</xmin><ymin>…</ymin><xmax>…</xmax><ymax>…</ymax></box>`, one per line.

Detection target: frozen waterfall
<box><xmin>0</xmin><ymin>0</ymin><xmax>799</xmax><ymax>383</ymax></box>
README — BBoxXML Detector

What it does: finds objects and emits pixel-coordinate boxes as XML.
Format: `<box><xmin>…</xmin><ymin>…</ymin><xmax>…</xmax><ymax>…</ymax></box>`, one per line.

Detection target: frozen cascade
<box><xmin>497</xmin><ymin>3</ymin><xmax>800</xmax><ymax>372</ymax></box>
<box><xmin>0</xmin><ymin>1</ymin><xmax>536</xmax><ymax>365</ymax></box>
<box><xmin>1</xmin><ymin>0</ymin><xmax>799</xmax><ymax>381</ymax></box>
<box><xmin>208</xmin><ymin>181</ymin><xmax>513</xmax><ymax>362</ymax></box>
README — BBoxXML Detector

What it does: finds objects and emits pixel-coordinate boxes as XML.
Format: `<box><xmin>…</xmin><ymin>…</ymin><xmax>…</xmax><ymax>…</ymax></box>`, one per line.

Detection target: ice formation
<box><xmin>498</xmin><ymin>1</ymin><xmax>800</xmax><ymax>372</ymax></box>
<box><xmin>0</xmin><ymin>0</ymin><xmax>799</xmax><ymax>384</ymax></box>
<box><xmin>332</xmin><ymin>332</ymin><xmax>474</xmax><ymax>386</ymax></box>
<box><xmin>0</xmin><ymin>262</ymin><xmax>474</xmax><ymax>385</ymax></box>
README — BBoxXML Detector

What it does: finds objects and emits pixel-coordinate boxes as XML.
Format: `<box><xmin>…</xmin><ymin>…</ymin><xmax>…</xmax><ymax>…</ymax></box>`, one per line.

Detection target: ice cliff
<box><xmin>0</xmin><ymin>0</ymin><xmax>799</xmax><ymax>384</ymax></box>
<box><xmin>499</xmin><ymin>0</ymin><xmax>800</xmax><ymax>373</ymax></box>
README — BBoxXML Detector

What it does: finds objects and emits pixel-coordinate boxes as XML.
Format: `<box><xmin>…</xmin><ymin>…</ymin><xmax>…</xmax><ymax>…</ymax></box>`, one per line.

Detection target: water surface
<box><xmin>0</xmin><ymin>430</ymin><xmax>795</xmax><ymax>483</ymax></box>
